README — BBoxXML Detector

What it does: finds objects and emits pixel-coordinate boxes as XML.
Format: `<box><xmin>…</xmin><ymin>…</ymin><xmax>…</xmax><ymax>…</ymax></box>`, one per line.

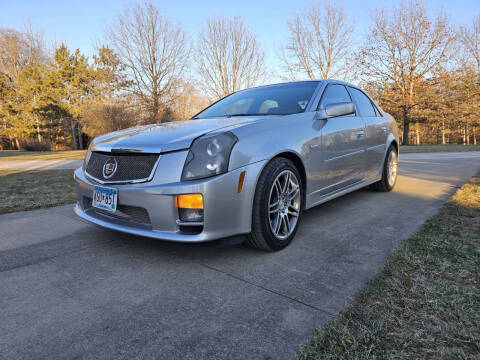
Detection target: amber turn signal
<box><xmin>175</xmin><ymin>194</ymin><xmax>204</xmax><ymax>209</ymax></box>
<box><xmin>237</xmin><ymin>171</ymin><xmax>246</xmax><ymax>193</ymax></box>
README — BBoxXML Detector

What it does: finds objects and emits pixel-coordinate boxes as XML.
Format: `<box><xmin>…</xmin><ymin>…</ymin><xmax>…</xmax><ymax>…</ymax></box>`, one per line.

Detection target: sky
<box><xmin>1</xmin><ymin>0</ymin><xmax>479</xmax><ymax>77</ymax></box>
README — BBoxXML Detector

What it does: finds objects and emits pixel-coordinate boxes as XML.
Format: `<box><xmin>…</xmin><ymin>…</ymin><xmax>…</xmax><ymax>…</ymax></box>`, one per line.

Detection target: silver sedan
<box><xmin>74</xmin><ymin>80</ymin><xmax>399</xmax><ymax>251</ymax></box>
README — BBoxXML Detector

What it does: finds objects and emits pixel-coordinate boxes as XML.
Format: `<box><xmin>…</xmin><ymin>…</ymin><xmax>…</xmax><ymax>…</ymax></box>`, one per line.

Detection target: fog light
<box><xmin>178</xmin><ymin>208</ymin><xmax>204</xmax><ymax>222</ymax></box>
<box><xmin>175</xmin><ymin>194</ymin><xmax>204</xmax><ymax>222</ymax></box>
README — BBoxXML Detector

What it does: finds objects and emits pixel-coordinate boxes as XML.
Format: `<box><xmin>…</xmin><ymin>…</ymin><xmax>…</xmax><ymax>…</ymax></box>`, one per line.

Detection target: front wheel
<box><xmin>246</xmin><ymin>158</ymin><xmax>303</xmax><ymax>251</ymax></box>
<box><xmin>371</xmin><ymin>144</ymin><xmax>398</xmax><ymax>192</ymax></box>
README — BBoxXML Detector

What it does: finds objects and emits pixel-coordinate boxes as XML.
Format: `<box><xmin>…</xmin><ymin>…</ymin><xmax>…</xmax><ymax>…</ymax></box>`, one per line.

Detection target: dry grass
<box><xmin>298</xmin><ymin>173</ymin><xmax>480</xmax><ymax>359</ymax></box>
<box><xmin>0</xmin><ymin>150</ymin><xmax>86</xmax><ymax>161</ymax></box>
<box><xmin>400</xmin><ymin>144</ymin><xmax>480</xmax><ymax>153</ymax></box>
<box><xmin>0</xmin><ymin>170</ymin><xmax>76</xmax><ymax>214</ymax></box>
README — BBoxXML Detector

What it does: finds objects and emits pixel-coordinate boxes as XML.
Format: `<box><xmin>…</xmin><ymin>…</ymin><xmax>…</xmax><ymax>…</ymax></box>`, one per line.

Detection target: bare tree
<box><xmin>0</xmin><ymin>26</ymin><xmax>45</xmax><ymax>83</ymax></box>
<box><xmin>196</xmin><ymin>16</ymin><xmax>266</xmax><ymax>99</ymax></box>
<box><xmin>458</xmin><ymin>14</ymin><xmax>480</xmax><ymax>145</ymax></box>
<box><xmin>168</xmin><ymin>81</ymin><xmax>209</xmax><ymax>120</ymax></box>
<box><xmin>279</xmin><ymin>1</ymin><xmax>354</xmax><ymax>80</ymax></box>
<box><xmin>357</xmin><ymin>0</ymin><xmax>455</xmax><ymax>144</ymax></box>
<box><xmin>80</xmin><ymin>102</ymin><xmax>136</xmax><ymax>138</ymax></box>
<box><xmin>459</xmin><ymin>14</ymin><xmax>480</xmax><ymax>75</ymax></box>
<box><xmin>105</xmin><ymin>2</ymin><xmax>189</xmax><ymax>122</ymax></box>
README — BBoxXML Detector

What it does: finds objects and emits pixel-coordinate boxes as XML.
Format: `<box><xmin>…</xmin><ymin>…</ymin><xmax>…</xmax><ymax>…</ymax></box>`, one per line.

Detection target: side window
<box><xmin>349</xmin><ymin>88</ymin><xmax>376</xmax><ymax>117</ymax></box>
<box><xmin>318</xmin><ymin>84</ymin><xmax>352</xmax><ymax>109</ymax></box>
<box><xmin>372</xmin><ymin>103</ymin><xmax>382</xmax><ymax>117</ymax></box>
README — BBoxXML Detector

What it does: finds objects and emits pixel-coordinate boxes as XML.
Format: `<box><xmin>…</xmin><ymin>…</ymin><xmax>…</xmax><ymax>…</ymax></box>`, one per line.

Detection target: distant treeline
<box><xmin>0</xmin><ymin>0</ymin><xmax>479</xmax><ymax>150</ymax></box>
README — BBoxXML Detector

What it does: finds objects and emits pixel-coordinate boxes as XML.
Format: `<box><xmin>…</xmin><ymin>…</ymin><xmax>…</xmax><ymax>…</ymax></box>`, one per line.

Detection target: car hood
<box><xmin>91</xmin><ymin>117</ymin><xmax>263</xmax><ymax>153</ymax></box>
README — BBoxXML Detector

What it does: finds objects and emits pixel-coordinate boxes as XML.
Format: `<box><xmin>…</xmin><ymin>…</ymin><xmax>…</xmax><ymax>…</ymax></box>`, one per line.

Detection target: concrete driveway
<box><xmin>0</xmin><ymin>152</ymin><xmax>479</xmax><ymax>360</ymax></box>
<box><xmin>0</xmin><ymin>159</ymin><xmax>82</xmax><ymax>171</ymax></box>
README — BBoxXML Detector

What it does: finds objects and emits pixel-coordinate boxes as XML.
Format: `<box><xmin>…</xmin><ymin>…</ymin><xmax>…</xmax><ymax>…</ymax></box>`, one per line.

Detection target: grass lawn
<box><xmin>0</xmin><ymin>150</ymin><xmax>86</xmax><ymax>161</ymax></box>
<box><xmin>400</xmin><ymin>144</ymin><xmax>480</xmax><ymax>153</ymax></box>
<box><xmin>298</xmin><ymin>173</ymin><xmax>480</xmax><ymax>359</ymax></box>
<box><xmin>0</xmin><ymin>170</ymin><xmax>76</xmax><ymax>214</ymax></box>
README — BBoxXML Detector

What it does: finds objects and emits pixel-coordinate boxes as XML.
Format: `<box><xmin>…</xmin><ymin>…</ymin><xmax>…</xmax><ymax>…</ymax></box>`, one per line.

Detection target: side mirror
<box><xmin>316</xmin><ymin>102</ymin><xmax>356</xmax><ymax>120</ymax></box>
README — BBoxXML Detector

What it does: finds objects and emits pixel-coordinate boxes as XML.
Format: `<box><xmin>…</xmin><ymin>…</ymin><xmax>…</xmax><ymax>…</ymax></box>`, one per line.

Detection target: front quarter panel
<box><xmin>229</xmin><ymin>113</ymin><xmax>315</xmax><ymax>169</ymax></box>
<box><xmin>228</xmin><ymin>112</ymin><xmax>320</xmax><ymax>196</ymax></box>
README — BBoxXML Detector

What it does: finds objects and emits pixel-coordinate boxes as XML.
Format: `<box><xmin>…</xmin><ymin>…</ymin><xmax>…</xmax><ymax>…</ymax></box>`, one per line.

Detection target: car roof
<box><xmin>243</xmin><ymin>79</ymin><xmax>356</xmax><ymax>91</ymax></box>
<box><xmin>322</xmin><ymin>79</ymin><xmax>355</xmax><ymax>87</ymax></box>
<box><xmin>241</xmin><ymin>80</ymin><xmax>321</xmax><ymax>90</ymax></box>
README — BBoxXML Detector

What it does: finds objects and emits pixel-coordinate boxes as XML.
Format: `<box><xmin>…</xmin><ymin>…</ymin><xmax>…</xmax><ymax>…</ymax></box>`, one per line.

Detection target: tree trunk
<box><xmin>441</xmin><ymin>120</ymin><xmax>446</xmax><ymax>145</ymax></box>
<box><xmin>35</xmin><ymin>114</ymin><xmax>42</xmax><ymax>142</ymax></box>
<box><xmin>466</xmin><ymin>125</ymin><xmax>470</xmax><ymax>145</ymax></box>
<box><xmin>151</xmin><ymin>88</ymin><xmax>160</xmax><ymax>123</ymax></box>
<box><xmin>70</xmin><ymin>117</ymin><xmax>78</xmax><ymax>150</ymax></box>
<box><xmin>14</xmin><ymin>136</ymin><xmax>21</xmax><ymax>150</ymax></box>
<box><xmin>77</xmin><ymin>121</ymin><xmax>83</xmax><ymax>150</ymax></box>
<box><xmin>402</xmin><ymin>118</ymin><xmax>410</xmax><ymax>145</ymax></box>
<box><xmin>474</xmin><ymin>127</ymin><xmax>477</xmax><ymax>145</ymax></box>
<box><xmin>415</xmin><ymin>125</ymin><xmax>420</xmax><ymax>145</ymax></box>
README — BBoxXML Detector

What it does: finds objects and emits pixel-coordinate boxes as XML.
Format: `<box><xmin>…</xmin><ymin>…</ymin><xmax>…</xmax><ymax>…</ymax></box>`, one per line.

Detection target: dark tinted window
<box><xmin>318</xmin><ymin>84</ymin><xmax>351</xmax><ymax>109</ymax></box>
<box><xmin>349</xmin><ymin>87</ymin><xmax>376</xmax><ymax>117</ymax></box>
<box><xmin>194</xmin><ymin>82</ymin><xmax>319</xmax><ymax>119</ymax></box>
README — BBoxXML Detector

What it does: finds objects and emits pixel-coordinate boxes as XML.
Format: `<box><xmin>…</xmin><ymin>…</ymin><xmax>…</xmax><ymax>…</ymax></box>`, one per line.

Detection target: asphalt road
<box><xmin>1</xmin><ymin>152</ymin><xmax>479</xmax><ymax>360</ymax></box>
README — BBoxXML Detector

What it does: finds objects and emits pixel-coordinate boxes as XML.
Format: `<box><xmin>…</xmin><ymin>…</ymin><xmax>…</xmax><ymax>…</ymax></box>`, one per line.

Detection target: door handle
<box><xmin>356</xmin><ymin>130</ymin><xmax>365</xmax><ymax>138</ymax></box>
<box><xmin>381</xmin><ymin>126</ymin><xmax>387</xmax><ymax>132</ymax></box>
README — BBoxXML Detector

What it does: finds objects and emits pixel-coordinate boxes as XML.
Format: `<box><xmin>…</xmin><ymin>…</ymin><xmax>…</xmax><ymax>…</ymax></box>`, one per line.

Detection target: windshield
<box><xmin>194</xmin><ymin>82</ymin><xmax>320</xmax><ymax>119</ymax></box>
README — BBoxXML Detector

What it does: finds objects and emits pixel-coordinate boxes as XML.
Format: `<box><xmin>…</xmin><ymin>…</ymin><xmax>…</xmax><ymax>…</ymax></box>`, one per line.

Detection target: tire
<box><xmin>246</xmin><ymin>158</ymin><xmax>303</xmax><ymax>251</ymax></box>
<box><xmin>371</xmin><ymin>144</ymin><xmax>398</xmax><ymax>192</ymax></box>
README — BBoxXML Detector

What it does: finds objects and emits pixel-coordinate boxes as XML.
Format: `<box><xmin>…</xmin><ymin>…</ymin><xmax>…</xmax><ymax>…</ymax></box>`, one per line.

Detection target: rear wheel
<box><xmin>246</xmin><ymin>158</ymin><xmax>303</xmax><ymax>251</ymax></box>
<box><xmin>371</xmin><ymin>144</ymin><xmax>398</xmax><ymax>192</ymax></box>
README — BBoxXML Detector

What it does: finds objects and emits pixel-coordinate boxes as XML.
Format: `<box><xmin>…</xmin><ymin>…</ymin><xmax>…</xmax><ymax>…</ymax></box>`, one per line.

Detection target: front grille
<box><xmin>83</xmin><ymin>196</ymin><xmax>151</xmax><ymax>226</ymax></box>
<box><xmin>86</xmin><ymin>151</ymin><xmax>159</xmax><ymax>182</ymax></box>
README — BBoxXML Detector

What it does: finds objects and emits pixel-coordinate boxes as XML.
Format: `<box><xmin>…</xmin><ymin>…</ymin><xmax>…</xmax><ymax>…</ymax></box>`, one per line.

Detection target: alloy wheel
<box><xmin>268</xmin><ymin>170</ymin><xmax>301</xmax><ymax>241</ymax></box>
<box><xmin>387</xmin><ymin>150</ymin><xmax>398</xmax><ymax>187</ymax></box>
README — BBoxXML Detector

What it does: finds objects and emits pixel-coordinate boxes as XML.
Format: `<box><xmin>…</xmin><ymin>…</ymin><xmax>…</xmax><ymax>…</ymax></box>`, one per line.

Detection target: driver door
<box><xmin>309</xmin><ymin>84</ymin><xmax>367</xmax><ymax>201</ymax></box>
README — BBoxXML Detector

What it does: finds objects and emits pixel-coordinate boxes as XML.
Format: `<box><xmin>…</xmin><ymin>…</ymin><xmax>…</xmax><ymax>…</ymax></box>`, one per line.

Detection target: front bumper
<box><xmin>74</xmin><ymin>150</ymin><xmax>266</xmax><ymax>242</ymax></box>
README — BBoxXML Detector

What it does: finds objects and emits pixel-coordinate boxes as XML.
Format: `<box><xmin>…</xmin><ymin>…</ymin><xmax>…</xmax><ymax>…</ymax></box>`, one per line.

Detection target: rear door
<box><xmin>314</xmin><ymin>84</ymin><xmax>367</xmax><ymax>196</ymax></box>
<box><xmin>348</xmin><ymin>87</ymin><xmax>387</xmax><ymax>177</ymax></box>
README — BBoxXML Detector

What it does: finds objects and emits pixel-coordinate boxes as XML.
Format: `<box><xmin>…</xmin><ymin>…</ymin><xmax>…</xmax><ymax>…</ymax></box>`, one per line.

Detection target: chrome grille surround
<box><xmin>85</xmin><ymin>151</ymin><xmax>160</xmax><ymax>184</ymax></box>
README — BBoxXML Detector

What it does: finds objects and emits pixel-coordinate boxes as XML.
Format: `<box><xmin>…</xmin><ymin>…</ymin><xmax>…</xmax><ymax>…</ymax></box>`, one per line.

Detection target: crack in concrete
<box><xmin>191</xmin><ymin>260</ymin><xmax>335</xmax><ymax>316</ymax></box>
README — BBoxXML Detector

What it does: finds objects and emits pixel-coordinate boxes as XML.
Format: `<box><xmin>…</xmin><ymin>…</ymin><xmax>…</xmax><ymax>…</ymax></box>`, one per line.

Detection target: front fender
<box><xmin>387</xmin><ymin>132</ymin><xmax>397</xmax><ymax>150</ymax></box>
<box><xmin>228</xmin><ymin>113</ymin><xmax>313</xmax><ymax>171</ymax></box>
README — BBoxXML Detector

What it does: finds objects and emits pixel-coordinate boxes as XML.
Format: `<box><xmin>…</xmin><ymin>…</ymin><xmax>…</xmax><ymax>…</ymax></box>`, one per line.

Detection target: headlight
<box><xmin>181</xmin><ymin>132</ymin><xmax>238</xmax><ymax>181</ymax></box>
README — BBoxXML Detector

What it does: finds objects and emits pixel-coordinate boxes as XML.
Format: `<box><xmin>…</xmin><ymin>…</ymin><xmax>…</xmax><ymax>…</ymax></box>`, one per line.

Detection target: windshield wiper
<box><xmin>192</xmin><ymin>113</ymin><xmax>291</xmax><ymax>120</ymax></box>
<box><xmin>226</xmin><ymin>113</ymin><xmax>288</xmax><ymax>117</ymax></box>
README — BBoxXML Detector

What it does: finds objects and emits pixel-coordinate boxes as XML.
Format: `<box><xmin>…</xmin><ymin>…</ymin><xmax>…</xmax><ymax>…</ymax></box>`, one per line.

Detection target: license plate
<box><xmin>92</xmin><ymin>185</ymin><xmax>118</xmax><ymax>212</ymax></box>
